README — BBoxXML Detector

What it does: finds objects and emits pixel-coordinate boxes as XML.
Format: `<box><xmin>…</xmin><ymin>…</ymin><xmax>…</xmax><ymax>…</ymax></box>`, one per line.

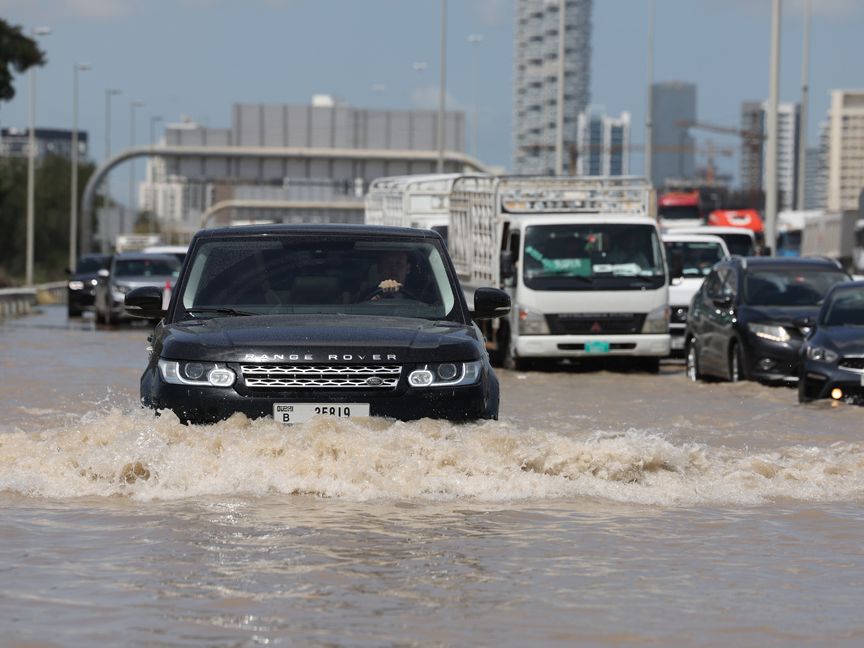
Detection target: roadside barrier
<box><xmin>0</xmin><ymin>281</ymin><xmax>67</xmax><ymax>319</ymax></box>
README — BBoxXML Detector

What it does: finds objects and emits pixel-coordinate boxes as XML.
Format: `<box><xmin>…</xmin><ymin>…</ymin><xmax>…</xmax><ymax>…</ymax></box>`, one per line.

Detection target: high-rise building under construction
<box><xmin>513</xmin><ymin>0</ymin><xmax>593</xmax><ymax>175</ymax></box>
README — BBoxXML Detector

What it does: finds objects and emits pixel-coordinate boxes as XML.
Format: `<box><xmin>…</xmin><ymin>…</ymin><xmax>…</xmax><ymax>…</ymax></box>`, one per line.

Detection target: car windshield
<box><xmin>76</xmin><ymin>256</ymin><xmax>107</xmax><ymax>273</ymax></box>
<box><xmin>659</xmin><ymin>205</ymin><xmax>700</xmax><ymax>221</ymax></box>
<box><xmin>179</xmin><ymin>237</ymin><xmax>459</xmax><ymax>321</ymax></box>
<box><xmin>718</xmin><ymin>233</ymin><xmax>755</xmax><ymax>257</ymax></box>
<box><xmin>744</xmin><ymin>269</ymin><xmax>849</xmax><ymax>306</ymax></box>
<box><xmin>523</xmin><ymin>224</ymin><xmax>665</xmax><ymax>291</ymax></box>
<box><xmin>664</xmin><ymin>240</ymin><xmax>725</xmax><ymax>277</ymax></box>
<box><xmin>821</xmin><ymin>286</ymin><xmax>864</xmax><ymax>326</ymax></box>
<box><xmin>114</xmin><ymin>257</ymin><xmax>180</xmax><ymax>278</ymax></box>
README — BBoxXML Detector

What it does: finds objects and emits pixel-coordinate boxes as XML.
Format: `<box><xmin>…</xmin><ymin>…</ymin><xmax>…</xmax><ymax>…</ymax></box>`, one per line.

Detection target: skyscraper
<box><xmin>513</xmin><ymin>0</ymin><xmax>593</xmax><ymax>175</ymax></box>
<box><xmin>576</xmin><ymin>108</ymin><xmax>630</xmax><ymax>176</ymax></box>
<box><xmin>650</xmin><ymin>82</ymin><xmax>696</xmax><ymax>189</ymax></box>
<box><xmin>739</xmin><ymin>101</ymin><xmax>801</xmax><ymax>211</ymax></box>
<box><xmin>826</xmin><ymin>89</ymin><xmax>864</xmax><ymax>212</ymax></box>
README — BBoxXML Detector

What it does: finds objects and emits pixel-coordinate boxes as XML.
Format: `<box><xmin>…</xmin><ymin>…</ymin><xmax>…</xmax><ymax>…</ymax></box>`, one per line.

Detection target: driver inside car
<box><xmin>361</xmin><ymin>250</ymin><xmax>412</xmax><ymax>301</ymax></box>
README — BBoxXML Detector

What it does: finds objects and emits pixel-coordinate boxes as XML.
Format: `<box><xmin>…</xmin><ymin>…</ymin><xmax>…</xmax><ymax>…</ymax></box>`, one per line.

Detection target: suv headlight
<box><xmin>641</xmin><ymin>305</ymin><xmax>670</xmax><ymax>334</ymax></box>
<box><xmin>408</xmin><ymin>360</ymin><xmax>482</xmax><ymax>387</ymax></box>
<box><xmin>517</xmin><ymin>307</ymin><xmax>550</xmax><ymax>335</ymax></box>
<box><xmin>748</xmin><ymin>323</ymin><xmax>790</xmax><ymax>343</ymax></box>
<box><xmin>158</xmin><ymin>359</ymin><xmax>236</xmax><ymax>387</ymax></box>
<box><xmin>68</xmin><ymin>280</ymin><xmax>85</xmax><ymax>291</ymax></box>
<box><xmin>806</xmin><ymin>346</ymin><xmax>838</xmax><ymax>364</ymax></box>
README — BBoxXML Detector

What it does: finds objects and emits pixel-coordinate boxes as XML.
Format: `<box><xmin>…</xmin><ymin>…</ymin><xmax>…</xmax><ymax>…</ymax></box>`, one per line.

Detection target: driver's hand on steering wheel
<box><xmin>369</xmin><ymin>278</ymin><xmax>402</xmax><ymax>301</ymax></box>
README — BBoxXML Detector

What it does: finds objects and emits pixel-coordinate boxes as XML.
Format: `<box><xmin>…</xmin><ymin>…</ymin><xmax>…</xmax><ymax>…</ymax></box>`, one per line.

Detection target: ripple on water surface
<box><xmin>1</xmin><ymin>406</ymin><xmax>863</xmax><ymax>506</ymax></box>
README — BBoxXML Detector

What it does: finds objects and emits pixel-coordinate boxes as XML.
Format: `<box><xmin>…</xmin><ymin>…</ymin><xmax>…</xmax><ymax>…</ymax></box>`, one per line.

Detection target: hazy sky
<box><xmin>0</xmin><ymin>0</ymin><xmax>862</xmax><ymax>182</ymax></box>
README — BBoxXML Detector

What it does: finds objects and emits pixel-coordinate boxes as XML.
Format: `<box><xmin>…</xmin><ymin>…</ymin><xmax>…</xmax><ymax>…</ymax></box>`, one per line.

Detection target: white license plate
<box><xmin>670</xmin><ymin>337</ymin><xmax>685</xmax><ymax>350</ymax></box>
<box><xmin>273</xmin><ymin>403</ymin><xmax>370</xmax><ymax>424</ymax></box>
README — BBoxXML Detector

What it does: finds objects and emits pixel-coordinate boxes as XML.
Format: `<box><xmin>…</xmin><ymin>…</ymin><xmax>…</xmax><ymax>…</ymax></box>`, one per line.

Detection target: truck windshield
<box><xmin>659</xmin><ymin>205</ymin><xmax>701</xmax><ymax>221</ymax></box>
<box><xmin>522</xmin><ymin>224</ymin><xmax>665</xmax><ymax>291</ymax></box>
<box><xmin>663</xmin><ymin>241</ymin><xmax>725</xmax><ymax>277</ymax></box>
<box><xmin>744</xmin><ymin>270</ymin><xmax>849</xmax><ymax>306</ymax></box>
<box><xmin>179</xmin><ymin>237</ymin><xmax>459</xmax><ymax>321</ymax></box>
<box><xmin>718</xmin><ymin>233</ymin><xmax>756</xmax><ymax>257</ymax></box>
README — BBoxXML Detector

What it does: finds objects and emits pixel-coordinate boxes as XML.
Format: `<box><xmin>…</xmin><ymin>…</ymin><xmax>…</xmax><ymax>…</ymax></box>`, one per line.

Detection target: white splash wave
<box><xmin>1</xmin><ymin>408</ymin><xmax>863</xmax><ymax>505</ymax></box>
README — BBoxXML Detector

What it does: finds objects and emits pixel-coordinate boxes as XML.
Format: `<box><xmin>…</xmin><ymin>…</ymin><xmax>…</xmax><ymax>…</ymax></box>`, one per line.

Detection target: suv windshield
<box><xmin>523</xmin><ymin>224</ymin><xmax>665</xmax><ymax>291</ymax></box>
<box><xmin>180</xmin><ymin>237</ymin><xmax>458</xmax><ymax>320</ymax></box>
<box><xmin>821</xmin><ymin>286</ymin><xmax>864</xmax><ymax>326</ymax></box>
<box><xmin>76</xmin><ymin>255</ymin><xmax>108</xmax><ymax>273</ymax></box>
<box><xmin>114</xmin><ymin>258</ymin><xmax>180</xmax><ymax>278</ymax></box>
<box><xmin>664</xmin><ymin>240</ymin><xmax>725</xmax><ymax>277</ymax></box>
<box><xmin>744</xmin><ymin>269</ymin><xmax>849</xmax><ymax>306</ymax></box>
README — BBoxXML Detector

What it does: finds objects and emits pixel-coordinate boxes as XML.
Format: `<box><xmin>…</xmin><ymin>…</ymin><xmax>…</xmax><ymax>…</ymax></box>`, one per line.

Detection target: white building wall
<box><xmin>826</xmin><ymin>90</ymin><xmax>864</xmax><ymax>212</ymax></box>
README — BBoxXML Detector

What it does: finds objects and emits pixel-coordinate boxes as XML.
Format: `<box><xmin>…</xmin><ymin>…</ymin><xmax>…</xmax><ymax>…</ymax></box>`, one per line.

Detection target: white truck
<box><xmin>365</xmin><ymin>174</ymin><xmax>469</xmax><ymax>244</ymax></box>
<box><xmin>366</xmin><ymin>175</ymin><xmax>670</xmax><ymax>371</ymax></box>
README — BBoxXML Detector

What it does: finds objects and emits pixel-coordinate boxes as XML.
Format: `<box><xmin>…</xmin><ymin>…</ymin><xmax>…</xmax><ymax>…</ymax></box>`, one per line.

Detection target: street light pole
<box><xmin>436</xmin><ymin>0</ymin><xmax>447</xmax><ymax>173</ymax></box>
<box><xmin>554</xmin><ymin>0</ymin><xmax>565</xmax><ymax>175</ymax></box>
<box><xmin>25</xmin><ymin>26</ymin><xmax>50</xmax><ymax>286</ymax></box>
<box><xmin>128</xmin><ymin>99</ymin><xmax>144</xmax><ymax>232</ymax></box>
<box><xmin>645</xmin><ymin>0</ymin><xmax>656</xmax><ymax>186</ymax></box>
<box><xmin>765</xmin><ymin>0</ymin><xmax>781</xmax><ymax>255</ymax></box>
<box><xmin>797</xmin><ymin>0</ymin><xmax>811</xmax><ymax>210</ymax></box>
<box><xmin>69</xmin><ymin>63</ymin><xmax>91</xmax><ymax>272</ymax></box>
<box><xmin>148</xmin><ymin>115</ymin><xmax>163</xmax><ymax>234</ymax></box>
<box><xmin>468</xmin><ymin>34</ymin><xmax>483</xmax><ymax>160</ymax></box>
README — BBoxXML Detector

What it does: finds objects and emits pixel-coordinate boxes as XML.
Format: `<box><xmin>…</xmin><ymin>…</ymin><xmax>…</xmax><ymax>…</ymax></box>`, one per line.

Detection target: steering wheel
<box><xmin>362</xmin><ymin>285</ymin><xmax>423</xmax><ymax>302</ymax></box>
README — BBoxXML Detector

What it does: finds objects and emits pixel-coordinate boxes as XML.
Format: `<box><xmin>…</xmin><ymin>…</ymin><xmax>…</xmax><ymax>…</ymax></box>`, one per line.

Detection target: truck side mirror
<box><xmin>125</xmin><ymin>286</ymin><xmax>165</xmax><ymax>319</ymax></box>
<box><xmin>500</xmin><ymin>250</ymin><xmax>515</xmax><ymax>282</ymax></box>
<box><xmin>668</xmin><ymin>252</ymin><xmax>684</xmax><ymax>281</ymax></box>
<box><xmin>472</xmin><ymin>287</ymin><xmax>511</xmax><ymax>320</ymax></box>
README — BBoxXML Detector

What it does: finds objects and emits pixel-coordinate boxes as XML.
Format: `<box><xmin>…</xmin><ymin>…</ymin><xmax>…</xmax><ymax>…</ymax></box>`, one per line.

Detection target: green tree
<box><xmin>0</xmin><ymin>19</ymin><xmax>46</xmax><ymax>102</ymax></box>
<box><xmin>0</xmin><ymin>155</ymin><xmax>97</xmax><ymax>284</ymax></box>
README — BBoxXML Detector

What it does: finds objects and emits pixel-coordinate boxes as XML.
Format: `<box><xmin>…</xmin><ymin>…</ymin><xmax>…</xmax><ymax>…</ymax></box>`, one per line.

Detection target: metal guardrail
<box><xmin>0</xmin><ymin>281</ymin><xmax>67</xmax><ymax>320</ymax></box>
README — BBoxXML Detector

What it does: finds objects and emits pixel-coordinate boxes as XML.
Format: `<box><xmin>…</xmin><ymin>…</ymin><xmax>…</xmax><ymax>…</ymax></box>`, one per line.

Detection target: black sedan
<box><xmin>685</xmin><ymin>257</ymin><xmax>850</xmax><ymax>383</ymax></box>
<box><xmin>799</xmin><ymin>281</ymin><xmax>864</xmax><ymax>403</ymax></box>
<box><xmin>66</xmin><ymin>253</ymin><xmax>110</xmax><ymax>317</ymax></box>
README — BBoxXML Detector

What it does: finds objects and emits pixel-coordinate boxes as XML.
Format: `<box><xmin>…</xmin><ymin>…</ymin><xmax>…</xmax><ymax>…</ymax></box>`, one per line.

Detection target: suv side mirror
<box><xmin>500</xmin><ymin>250</ymin><xmax>515</xmax><ymax>282</ymax></box>
<box><xmin>472</xmin><ymin>287</ymin><xmax>511</xmax><ymax>320</ymax></box>
<box><xmin>125</xmin><ymin>286</ymin><xmax>165</xmax><ymax>319</ymax></box>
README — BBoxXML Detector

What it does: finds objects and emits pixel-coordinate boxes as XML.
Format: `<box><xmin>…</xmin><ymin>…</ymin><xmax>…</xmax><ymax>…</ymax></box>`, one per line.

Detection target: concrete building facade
<box><xmin>513</xmin><ymin>0</ymin><xmax>593</xmax><ymax>175</ymax></box>
<box><xmin>650</xmin><ymin>82</ymin><xmax>696</xmax><ymax>190</ymax></box>
<box><xmin>575</xmin><ymin>109</ymin><xmax>630</xmax><ymax>176</ymax></box>
<box><xmin>826</xmin><ymin>89</ymin><xmax>864</xmax><ymax>212</ymax></box>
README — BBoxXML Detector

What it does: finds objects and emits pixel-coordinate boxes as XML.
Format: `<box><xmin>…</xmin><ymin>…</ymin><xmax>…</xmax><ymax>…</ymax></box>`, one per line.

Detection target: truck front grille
<box><xmin>241</xmin><ymin>364</ymin><xmax>401</xmax><ymax>389</ymax></box>
<box><xmin>545</xmin><ymin>313</ymin><xmax>647</xmax><ymax>335</ymax></box>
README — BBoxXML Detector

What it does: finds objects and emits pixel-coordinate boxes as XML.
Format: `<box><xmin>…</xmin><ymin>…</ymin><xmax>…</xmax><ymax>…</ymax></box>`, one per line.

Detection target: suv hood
<box><xmin>158</xmin><ymin>314</ymin><xmax>481</xmax><ymax>363</ymax></box>
<box><xmin>813</xmin><ymin>326</ymin><xmax>864</xmax><ymax>356</ymax></box>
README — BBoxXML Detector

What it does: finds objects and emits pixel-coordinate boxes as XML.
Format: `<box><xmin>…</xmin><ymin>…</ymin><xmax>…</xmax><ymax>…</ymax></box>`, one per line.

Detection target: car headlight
<box><xmin>158</xmin><ymin>359</ymin><xmax>236</xmax><ymax>387</ymax></box>
<box><xmin>517</xmin><ymin>307</ymin><xmax>550</xmax><ymax>335</ymax></box>
<box><xmin>806</xmin><ymin>346</ymin><xmax>838</xmax><ymax>363</ymax></box>
<box><xmin>641</xmin><ymin>305</ymin><xmax>670</xmax><ymax>334</ymax></box>
<box><xmin>748</xmin><ymin>323</ymin><xmax>791</xmax><ymax>343</ymax></box>
<box><xmin>408</xmin><ymin>360</ymin><xmax>482</xmax><ymax>387</ymax></box>
<box><xmin>670</xmin><ymin>307</ymin><xmax>688</xmax><ymax>324</ymax></box>
<box><xmin>68</xmin><ymin>280</ymin><xmax>85</xmax><ymax>291</ymax></box>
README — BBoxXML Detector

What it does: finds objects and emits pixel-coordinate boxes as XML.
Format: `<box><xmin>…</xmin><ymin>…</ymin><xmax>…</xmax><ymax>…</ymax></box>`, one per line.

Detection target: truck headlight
<box><xmin>158</xmin><ymin>359</ymin><xmax>236</xmax><ymax>387</ymax></box>
<box><xmin>641</xmin><ymin>305</ymin><xmax>670</xmax><ymax>334</ymax></box>
<box><xmin>408</xmin><ymin>361</ymin><xmax>482</xmax><ymax>387</ymax></box>
<box><xmin>748</xmin><ymin>323</ymin><xmax>790</xmax><ymax>343</ymax></box>
<box><xmin>806</xmin><ymin>346</ymin><xmax>838</xmax><ymax>363</ymax></box>
<box><xmin>517</xmin><ymin>307</ymin><xmax>550</xmax><ymax>335</ymax></box>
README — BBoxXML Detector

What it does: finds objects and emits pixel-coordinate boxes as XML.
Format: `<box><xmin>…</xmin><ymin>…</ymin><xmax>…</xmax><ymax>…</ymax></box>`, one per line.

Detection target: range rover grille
<box><xmin>241</xmin><ymin>364</ymin><xmax>401</xmax><ymax>389</ymax></box>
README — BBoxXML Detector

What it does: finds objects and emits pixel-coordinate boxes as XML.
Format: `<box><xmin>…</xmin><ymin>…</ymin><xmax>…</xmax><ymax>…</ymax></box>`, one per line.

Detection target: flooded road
<box><xmin>2</xmin><ymin>306</ymin><xmax>863</xmax><ymax>646</ymax></box>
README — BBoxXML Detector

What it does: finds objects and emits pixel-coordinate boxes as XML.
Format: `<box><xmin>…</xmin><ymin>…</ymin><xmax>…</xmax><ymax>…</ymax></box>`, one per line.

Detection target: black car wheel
<box><xmin>67</xmin><ymin>305</ymin><xmax>82</xmax><ymax>318</ymax></box>
<box><xmin>685</xmin><ymin>338</ymin><xmax>702</xmax><ymax>382</ymax></box>
<box><xmin>728</xmin><ymin>341</ymin><xmax>748</xmax><ymax>383</ymax></box>
<box><xmin>797</xmin><ymin>371</ymin><xmax>813</xmax><ymax>403</ymax></box>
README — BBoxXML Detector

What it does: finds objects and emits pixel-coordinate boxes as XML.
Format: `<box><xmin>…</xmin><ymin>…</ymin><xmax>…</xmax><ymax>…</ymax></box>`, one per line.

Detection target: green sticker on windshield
<box><xmin>525</xmin><ymin>246</ymin><xmax>592</xmax><ymax>277</ymax></box>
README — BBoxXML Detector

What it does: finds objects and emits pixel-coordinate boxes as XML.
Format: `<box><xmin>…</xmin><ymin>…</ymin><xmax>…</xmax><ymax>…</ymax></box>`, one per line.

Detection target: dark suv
<box><xmin>685</xmin><ymin>257</ymin><xmax>850</xmax><ymax>383</ymax></box>
<box><xmin>66</xmin><ymin>253</ymin><xmax>110</xmax><ymax>317</ymax></box>
<box><xmin>124</xmin><ymin>225</ymin><xmax>510</xmax><ymax>424</ymax></box>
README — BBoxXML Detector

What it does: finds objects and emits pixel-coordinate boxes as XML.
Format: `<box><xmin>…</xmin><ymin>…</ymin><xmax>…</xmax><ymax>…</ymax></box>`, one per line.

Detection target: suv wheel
<box><xmin>685</xmin><ymin>338</ymin><xmax>702</xmax><ymax>382</ymax></box>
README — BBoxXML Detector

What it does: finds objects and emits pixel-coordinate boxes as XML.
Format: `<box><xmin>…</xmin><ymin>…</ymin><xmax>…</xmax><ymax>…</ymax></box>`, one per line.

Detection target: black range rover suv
<box><xmin>125</xmin><ymin>225</ymin><xmax>510</xmax><ymax>424</ymax></box>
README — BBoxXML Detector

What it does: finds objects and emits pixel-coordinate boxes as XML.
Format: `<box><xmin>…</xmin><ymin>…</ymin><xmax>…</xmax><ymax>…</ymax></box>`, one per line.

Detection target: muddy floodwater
<box><xmin>1</xmin><ymin>306</ymin><xmax>863</xmax><ymax>646</ymax></box>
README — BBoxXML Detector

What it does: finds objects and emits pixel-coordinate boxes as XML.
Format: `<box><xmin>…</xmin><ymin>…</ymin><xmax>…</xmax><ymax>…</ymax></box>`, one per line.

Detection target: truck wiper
<box><xmin>185</xmin><ymin>307</ymin><xmax>257</xmax><ymax>318</ymax></box>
